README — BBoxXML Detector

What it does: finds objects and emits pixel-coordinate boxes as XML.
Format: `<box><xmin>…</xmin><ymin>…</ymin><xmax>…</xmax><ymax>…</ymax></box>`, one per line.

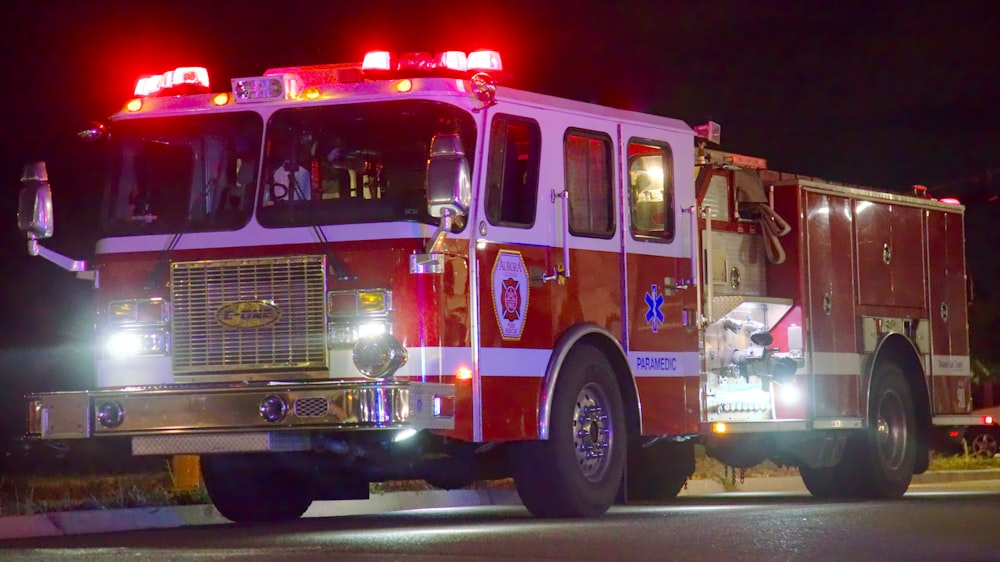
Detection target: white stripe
<box><xmin>95</xmin><ymin>221</ymin><xmax>465</xmax><ymax>254</ymax></box>
<box><xmin>479</xmin><ymin>347</ymin><xmax>551</xmax><ymax>377</ymax></box>
<box><xmin>810</xmin><ymin>352</ymin><xmax>863</xmax><ymax>376</ymax></box>
<box><xmin>627</xmin><ymin>351</ymin><xmax>701</xmax><ymax>377</ymax></box>
<box><xmin>329</xmin><ymin>346</ymin><xmax>474</xmax><ymax>378</ymax></box>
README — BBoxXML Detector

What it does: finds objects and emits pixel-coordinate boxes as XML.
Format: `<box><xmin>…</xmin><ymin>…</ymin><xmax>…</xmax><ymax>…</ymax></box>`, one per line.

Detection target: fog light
<box><xmin>259</xmin><ymin>395</ymin><xmax>288</xmax><ymax>423</ymax></box>
<box><xmin>353</xmin><ymin>332</ymin><xmax>407</xmax><ymax>379</ymax></box>
<box><xmin>97</xmin><ymin>401</ymin><xmax>125</xmax><ymax>428</ymax></box>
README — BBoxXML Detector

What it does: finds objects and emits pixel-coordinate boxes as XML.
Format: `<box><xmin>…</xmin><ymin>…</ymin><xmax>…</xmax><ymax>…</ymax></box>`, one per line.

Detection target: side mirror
<box><xmin>18</xmin><ymin>162</ymin><xmax>54</xmax><ymax>239</ymax></box>
<box><xmin>426</xmin><ymin>134</ymin><xmax>470</xmax><ymax>218</ymax></box>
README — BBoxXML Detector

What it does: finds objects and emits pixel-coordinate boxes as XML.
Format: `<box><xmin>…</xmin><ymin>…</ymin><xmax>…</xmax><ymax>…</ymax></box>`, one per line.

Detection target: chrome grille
<box><xmin>294</xmin><ymin>397</ymin><xmax>330</xmax><ymax>418</ymax></box>
<box><xmin>171</xmin><ymin>255</ymin><xmax>327</xmax><ymax>374</ymax></box>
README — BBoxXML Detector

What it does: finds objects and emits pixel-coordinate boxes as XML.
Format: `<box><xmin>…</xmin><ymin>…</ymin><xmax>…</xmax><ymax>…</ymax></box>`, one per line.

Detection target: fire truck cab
<box><xmin>16</xmin><ymin>50</ymin><xmax>980</xmax><ymax>521</ymax></box>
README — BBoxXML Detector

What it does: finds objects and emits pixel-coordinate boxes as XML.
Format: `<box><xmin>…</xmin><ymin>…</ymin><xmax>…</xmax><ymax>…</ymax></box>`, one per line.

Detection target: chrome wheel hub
<box><xmin>573</xmin><ymin>382</ymin><xmax>614</xmax><ymax>482</ymax></box>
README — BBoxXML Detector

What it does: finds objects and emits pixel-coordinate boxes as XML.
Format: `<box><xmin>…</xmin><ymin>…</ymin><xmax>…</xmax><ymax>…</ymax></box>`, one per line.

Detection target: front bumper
<box><xmin>27</xmin><ymin>380</ymin><xmax>455</xmax><ymax>441</ymax></box>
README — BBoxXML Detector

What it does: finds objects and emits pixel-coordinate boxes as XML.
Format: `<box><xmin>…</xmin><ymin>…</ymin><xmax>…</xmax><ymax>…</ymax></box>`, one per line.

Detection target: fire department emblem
<box><xmin>492</xmin><ymin>250</ymin><xmax>529</xmax><ymax>340</ymax></box>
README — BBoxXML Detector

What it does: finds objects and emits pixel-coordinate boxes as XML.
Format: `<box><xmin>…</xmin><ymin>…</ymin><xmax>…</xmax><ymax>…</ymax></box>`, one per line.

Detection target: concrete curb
<box><xmin>1</xmin><ymin>471</ymin><xmax>997</xmax><ymax>540</ymax></box>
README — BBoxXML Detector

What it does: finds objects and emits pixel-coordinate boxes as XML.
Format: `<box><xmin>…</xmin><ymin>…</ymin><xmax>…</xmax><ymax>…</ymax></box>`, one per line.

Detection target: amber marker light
<box><xmin>712</xmin><ymin>422</ymin><xmax>727</xmax><ymax>433</ymax></box>
<box><xmin>212</xmin><ymin>92</ymin><xmax>230</xmax><ymax>106</ymax></box>
<box><xmin>125</xmin><ymin>98</ymin><xmax>143</xmax><ymax>112</ymax></box>
<box><xmin>455</xmin><ymin>366</ymin><xmax>473</xmax><ymax>381</ymax></box>
<box><xmin>395</xmin><ymin>79</ymin><xmax>412</xmax><ymax>93</ymax></box>
<box><xmin>304</xmin><ymin>87</ymin><xmax>321</xmax><ymax>100</ymax></box>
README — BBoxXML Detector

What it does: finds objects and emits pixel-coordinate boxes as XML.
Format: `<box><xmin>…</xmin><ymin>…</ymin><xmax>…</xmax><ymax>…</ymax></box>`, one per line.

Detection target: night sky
<box><xmin>0</xmin><ymin>1</ymin><xmax>996</xmax><ymax>406</ymax></box>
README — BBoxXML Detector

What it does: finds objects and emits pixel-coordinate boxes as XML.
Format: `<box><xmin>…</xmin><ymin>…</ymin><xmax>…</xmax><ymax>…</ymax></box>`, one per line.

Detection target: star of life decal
<box><xmin>644</xmin><ymin>284</ymin><xmax>665</xmax><ymax>333</ymax></box>
<box><xmin>492</xmin><ymin>250</ymin><xmax>529</xmax><ymax>340</ymax></box>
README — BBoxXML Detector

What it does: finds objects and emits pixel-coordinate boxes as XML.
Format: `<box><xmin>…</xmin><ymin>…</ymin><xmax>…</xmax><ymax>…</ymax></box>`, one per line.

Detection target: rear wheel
<box><xmin>856</xmin><ymin>362</ymin><xmax>917</xmax><ymax>498</ymax></box>
<box><xmin>201</xmin><ymin>454</ymin><xmax>314</xmax><ymax>523</ymax></box>
<box><xmin>799</xmin><ymin>442</ymin><xmax>864</xmax><ymax>499</ymax></box>
<box><xmin>801</xmin><ymin>360</ymin><xmax>916</xmax><ymax>499</ymax></box>
<box><xmin>508</xmin><ymin>345</ymin><xmax>626</xmax><ymax>517</ymax></box>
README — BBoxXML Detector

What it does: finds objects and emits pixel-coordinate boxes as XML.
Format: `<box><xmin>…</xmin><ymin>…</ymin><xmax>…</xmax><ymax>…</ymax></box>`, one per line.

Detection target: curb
<box><xmin>1</xmin><ymin>471</ymin><xmax>998</xmax><ymax>540</ymax></box>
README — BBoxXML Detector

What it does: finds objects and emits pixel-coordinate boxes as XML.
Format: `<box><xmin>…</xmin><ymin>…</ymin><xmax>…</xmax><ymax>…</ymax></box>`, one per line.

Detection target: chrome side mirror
<box><xmin>18</xmin><ymin>162</ymin><xmax>54</xmax><ymax>239</ymax></box>
<box><xmin>426</xmin><ymin>134</ymin><xmax>470</xmax><ymax>218</ymax></box>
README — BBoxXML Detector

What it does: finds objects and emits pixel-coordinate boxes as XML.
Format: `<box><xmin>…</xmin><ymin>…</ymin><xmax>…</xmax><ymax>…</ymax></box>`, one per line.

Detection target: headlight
<box><xmin>328</xmin><ymin>321</ymin><xmax>390</xmax><ymax>346</ymax></box>
<box><xmin>105</xmin><ymin>298</ymin><xmax>170</xmax><ymax>357</ymax></box>
<box><xmin>353</xmin><ymin>332</ymin><xmax>407</xmax><ymax>379</ymax></box>
<box><xmin>107</xmin><ymin>330</ymin><xmax>169</xmax><ymax>357</ymax></box>
<box><xmin>328</xmin><ymin>289</ymin><xmax>392</xmax><ymax>348</ymax></box>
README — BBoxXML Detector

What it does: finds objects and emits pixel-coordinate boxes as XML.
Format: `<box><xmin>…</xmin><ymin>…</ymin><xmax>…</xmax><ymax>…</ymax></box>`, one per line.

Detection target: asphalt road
<box><xmin>2</xmin><ymin>484</ymin><xmax>999</xmax><ymax>561</ymax></box>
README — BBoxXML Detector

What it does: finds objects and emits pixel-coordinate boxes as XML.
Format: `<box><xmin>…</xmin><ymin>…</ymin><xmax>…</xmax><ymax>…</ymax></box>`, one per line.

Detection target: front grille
<box><xmin>171</xmin><ymin>255</ymin><xmax>327</xmax><ymax>374</ymax></box>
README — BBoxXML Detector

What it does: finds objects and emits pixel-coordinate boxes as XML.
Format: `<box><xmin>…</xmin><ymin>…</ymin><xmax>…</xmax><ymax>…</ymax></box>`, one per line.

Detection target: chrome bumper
<box><xmin>27</xmin><ymin>380</ymin><xmax>455</xmax><ymax>440</ymax></box>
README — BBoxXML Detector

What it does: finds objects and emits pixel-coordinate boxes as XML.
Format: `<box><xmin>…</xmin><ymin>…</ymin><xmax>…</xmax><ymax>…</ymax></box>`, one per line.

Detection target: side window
<box><xmin>485</xmin><ymin>115</ymin><xmax>541</xmax><ymax>227</ymax></box>
<box><xmin>565</xmin><ymin>130</ymin><xmax>614</xmax><ymax>238</ymax></box>
<box><xmin>628</xmin><ymin>139</ymin><xmax>675</xmax><ymax>242</ymax></box>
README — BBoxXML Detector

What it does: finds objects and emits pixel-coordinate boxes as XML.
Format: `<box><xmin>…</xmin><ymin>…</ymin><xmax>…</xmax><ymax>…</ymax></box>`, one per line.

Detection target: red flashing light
<box><xmin>361</xmin><ymin>50</ymin><xmax>502</xmax><ymax>79</ymax></box>
<box><xmin>362</xmin><ymin>51</ymin><xmax>393</xmax><ymax>72</ymax></box>
<box><xmin>133</xmin><ymin>66</ymin><xmax>210</xmax><ymax>97</ymax></box>
<box><xmin>939</xmin><ymin>197</ymin><xmax>962</xmax><ymax>205</ymax></box>
<box><xmin>984</xmin><ymin>415</ymin><xmax>995</xmax><ymax>425</ymax></box>
<box><xmin>467</xmin><ymin>50</ymin><xmax>502</xmax><ymax>72</ymax></box>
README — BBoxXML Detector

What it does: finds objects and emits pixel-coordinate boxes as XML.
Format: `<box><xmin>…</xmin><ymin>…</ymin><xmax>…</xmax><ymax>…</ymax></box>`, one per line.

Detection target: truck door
<box><xmin>618</xmin><ymin>123</ymin><xmax>699</xmax><ymax>436</ymax></box>
<box><xmin>471</xmin><ymin>108</ymin><xmax>554</xmax><ymax>443</ymax></box>
<box><xmin>472</xmin><ymin>108</ymin><xmax>628</xmax><ymax>443</ymax></box>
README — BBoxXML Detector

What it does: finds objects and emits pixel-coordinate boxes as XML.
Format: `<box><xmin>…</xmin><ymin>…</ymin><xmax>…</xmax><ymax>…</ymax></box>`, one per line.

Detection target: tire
<box><xmin>799</xmin><ymin>446</ymin><xmax>864</xmax><ymax>499</ymax></box>
<box><xmin>626</xmin><ymin>439</ymin><xmax>695</xmax><ymax>502</ymax></box>
<box><xmin>801</xmin><ymin>361</ymin><xmax>916</xmax><ymax>499</ymax></box>
<box><xmin>967</xmin><ymin>428</ymin><xmax>1000</xmax><ymax>458</ymax></box>
<box><xmin>201</xmin><ymin>454</ymin><xmax>314</xmax><ymax>523</ymax></box>
<box><xmin>508</xmin><ymin>345</ymin><xmax>626</xmax><ymax>517</ymax></box>
<box><xmin>855</xmin><ymin>361</ymin><xmax>917</xmax><ymax>498</ymax></box>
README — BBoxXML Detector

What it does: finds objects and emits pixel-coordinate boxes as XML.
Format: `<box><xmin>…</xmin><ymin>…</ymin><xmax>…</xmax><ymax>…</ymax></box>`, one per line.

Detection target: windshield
<box><xmin>258</xmin><ymin>100</ymin><xmax>476</xmax><ymax>228</ymax></box>
<box><xmin>102</xmin><ymin>112</ymin><xmax>262</xmax><ymax>236</ymax></box>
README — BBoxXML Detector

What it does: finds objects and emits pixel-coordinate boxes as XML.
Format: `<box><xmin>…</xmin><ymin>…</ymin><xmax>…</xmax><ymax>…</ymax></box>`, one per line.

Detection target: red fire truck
<box><xmin>17</xmin><ymin>50</ymin><xmax>982</xmax><ymax>521</ymax></box>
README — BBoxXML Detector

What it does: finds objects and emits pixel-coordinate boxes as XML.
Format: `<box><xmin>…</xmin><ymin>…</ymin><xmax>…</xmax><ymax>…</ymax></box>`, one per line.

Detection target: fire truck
<box><xmin>16</xmin><ymin>50</ymin><xmax>982</xmax><ymax>521</ymax></box>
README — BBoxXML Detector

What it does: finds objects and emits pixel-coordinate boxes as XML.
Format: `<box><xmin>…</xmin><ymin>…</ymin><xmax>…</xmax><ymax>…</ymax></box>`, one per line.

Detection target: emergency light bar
<box><xmin>361</xmin><ymin>50</ymin><xmax>502</xmax><ymax>78</ymax></box>
<box><xmin>133</xmin><ymin>67</ymin><xmax>210</xmax><ymax>97</ymax></box>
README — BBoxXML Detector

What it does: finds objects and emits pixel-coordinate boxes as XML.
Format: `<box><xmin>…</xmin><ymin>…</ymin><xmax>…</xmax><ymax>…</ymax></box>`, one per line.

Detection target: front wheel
<box><xmin>508</xmin><ymin>345</ymin><xmax>626</xmax><ymax>517</ymax></box>
<box><xmin>202</xmin><ymin>453</ymin><xmax>314</xmax><ymax>523</ymax></box>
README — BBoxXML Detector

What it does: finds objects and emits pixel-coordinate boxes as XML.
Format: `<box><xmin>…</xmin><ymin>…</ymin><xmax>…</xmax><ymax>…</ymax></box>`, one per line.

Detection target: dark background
<box><xmin>0</xmin><ymin>1</ymin><xmax>997</xmax><ymax>448</ymax></box>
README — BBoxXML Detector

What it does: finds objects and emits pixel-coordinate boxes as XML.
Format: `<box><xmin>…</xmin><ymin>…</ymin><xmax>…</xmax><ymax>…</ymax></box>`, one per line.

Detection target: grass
<box><xmin>2</xmin><ymin>448</ymin><xmax>998</xmax><ymax>516</ymax></box>
<box><xmin>0</xmin><ymin>461</ymin><xmax>210</xmax><ymax>517</ymax></box>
